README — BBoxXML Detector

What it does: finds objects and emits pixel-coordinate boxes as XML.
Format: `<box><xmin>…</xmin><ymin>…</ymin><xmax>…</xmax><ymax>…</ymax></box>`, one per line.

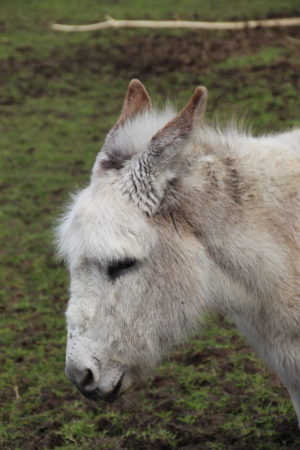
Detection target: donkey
<box><xmin>57</xmin><ymin>79</ymin><xmax>300</xmax><ymax>424</ymax></box>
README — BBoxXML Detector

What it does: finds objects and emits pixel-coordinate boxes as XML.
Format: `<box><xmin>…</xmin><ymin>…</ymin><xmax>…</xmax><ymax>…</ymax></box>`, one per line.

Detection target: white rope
<box><xmin>51</xmin><ymin>16</ymin><xmax>300</xmax><ymax>32</ymax></box>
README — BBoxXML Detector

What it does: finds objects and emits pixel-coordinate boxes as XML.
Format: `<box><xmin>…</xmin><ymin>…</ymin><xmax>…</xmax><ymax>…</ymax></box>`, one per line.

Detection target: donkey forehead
<box><xmin>59</xmin><ymin>179</ymin><xmax>156</xmax><ymax>264</ymax></box>
<box><xmin>113</xmin><ymin>107</ymin><xmax>176</xmax><ymax>153</ymax></box>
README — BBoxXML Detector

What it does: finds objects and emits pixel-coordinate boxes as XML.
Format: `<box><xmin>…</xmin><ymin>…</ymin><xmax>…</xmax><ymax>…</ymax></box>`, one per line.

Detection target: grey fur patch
<box><xmin>100</xmin><ymin>150</ymin><xmax>130</xmax><ymax>171</ymax></box>
<box><xmin>223</xmin><ymin>157</ymin><xmax>242</xmax><ymax>205</ymax></box>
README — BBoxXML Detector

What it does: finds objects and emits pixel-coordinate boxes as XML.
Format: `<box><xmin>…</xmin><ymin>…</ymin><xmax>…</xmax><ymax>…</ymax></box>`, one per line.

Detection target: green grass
<box><xmin>1</xmin><ymin>0</ymin><xmax>300</xmax><ymax>448</ymax></box>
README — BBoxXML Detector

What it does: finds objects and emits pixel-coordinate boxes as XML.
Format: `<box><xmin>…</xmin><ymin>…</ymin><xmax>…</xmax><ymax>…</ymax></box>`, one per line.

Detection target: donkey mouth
<box><xmin>103</xmin><ymin>373</ymin><xmax>125</xmax><ymax>403</ymax></box>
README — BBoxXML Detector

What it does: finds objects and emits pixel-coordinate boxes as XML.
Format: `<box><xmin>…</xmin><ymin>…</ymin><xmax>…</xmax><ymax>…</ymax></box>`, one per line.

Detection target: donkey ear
<box><xmin>146</xmin><ymin>86</ymin><xmax>207</xmax><ymax>171</ymax></box>
<box><xmin>117</xmin><ymin>79</ymin><xmax>152</xmax><ymax>125</ymax></box>
<box><xmin>129</xmin><ymin>86</ymin><xmax>208</xmax><ymax>215</ymax></box>
<box><xmin>93</xmin><ymin>79</ymin><xmax>152</xmax><ymax>174</ymax></box>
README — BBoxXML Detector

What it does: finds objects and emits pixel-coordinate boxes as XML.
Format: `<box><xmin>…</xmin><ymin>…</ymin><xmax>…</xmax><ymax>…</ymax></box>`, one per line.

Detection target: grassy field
<box><xmin>1</xmin><ymin>1</ymin><xmax>300</xmax><ymax>448</ymax></box>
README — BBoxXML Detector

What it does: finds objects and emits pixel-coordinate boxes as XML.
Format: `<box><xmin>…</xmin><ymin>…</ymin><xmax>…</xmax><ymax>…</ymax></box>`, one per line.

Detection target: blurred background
<box><xmin>1</xmin><ymin>1</ymin><xmax>300</xmax><ymax>448</ymax></box>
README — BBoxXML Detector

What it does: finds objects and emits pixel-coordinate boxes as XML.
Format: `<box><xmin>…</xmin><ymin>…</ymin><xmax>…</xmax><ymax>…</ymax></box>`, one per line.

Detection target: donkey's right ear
<box><xmin>127</xmin><ymin>86</ymin><xmax>207</xmax><ymax>215</ymax></box>
<box><xmin>116</xmin><ymin>79</ymin><xmax>152</xmax><ymax>125</ymax></box>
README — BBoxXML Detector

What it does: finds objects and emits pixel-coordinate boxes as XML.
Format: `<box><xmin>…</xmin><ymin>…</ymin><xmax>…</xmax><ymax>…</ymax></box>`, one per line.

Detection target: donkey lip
<box><xmin>80</xmin><ymin>389</ymin><xmax>101</xmax><ymax>401</ymax></box>
<box><xmin>103</xmin><ymin>373</ymin><xmax>124</xmax><ymax>403</ymax></box>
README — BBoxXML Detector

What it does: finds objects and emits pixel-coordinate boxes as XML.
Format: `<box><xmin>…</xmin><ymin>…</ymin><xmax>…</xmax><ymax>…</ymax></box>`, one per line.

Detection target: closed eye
<box><xmin>107</xmin><ymin>258</ymin><xmax>137</xmax><ymax>281</ymax></box>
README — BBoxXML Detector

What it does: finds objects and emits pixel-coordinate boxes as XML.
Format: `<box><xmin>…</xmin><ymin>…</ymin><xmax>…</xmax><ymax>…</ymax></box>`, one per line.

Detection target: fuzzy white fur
<box><xmin>57</xmin><ymin>91</ymin><xmax>300</xmax><ymax>426</ymax></box>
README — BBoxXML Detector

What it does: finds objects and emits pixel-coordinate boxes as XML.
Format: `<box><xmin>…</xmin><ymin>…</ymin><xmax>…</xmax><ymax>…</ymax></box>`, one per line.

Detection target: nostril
<box><xmin>81</xmin><ymin>368</ymin><xmax>94</xmax><ymax>389</ymax></box>
<box><xmin>66</xmin><ymin>365</ymin><xmax>98</xmax><ymax>392</ymax></box>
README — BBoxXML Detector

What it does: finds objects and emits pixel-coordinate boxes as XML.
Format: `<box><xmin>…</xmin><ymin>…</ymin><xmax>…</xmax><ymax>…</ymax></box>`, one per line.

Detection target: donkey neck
<box><xmin>174</xmin><ymin>129</ymin><xmax>300</xmax><ymax>308</ymax></box>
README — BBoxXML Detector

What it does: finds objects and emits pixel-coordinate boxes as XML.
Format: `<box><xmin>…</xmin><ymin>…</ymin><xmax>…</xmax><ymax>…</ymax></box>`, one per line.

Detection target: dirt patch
<box><xmin>111</xmin><ymin>28</ymin><xmax>300</xmax><ymax>77</ymax></box>
<box><xmin>1</xmin><ymin>27</ymin><xmax>300</xmax><ymax>104</ymax></box>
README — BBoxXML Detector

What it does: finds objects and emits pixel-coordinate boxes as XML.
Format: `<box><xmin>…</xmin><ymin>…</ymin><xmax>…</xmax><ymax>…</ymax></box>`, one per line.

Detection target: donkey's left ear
<box><xmin>93</xmin><ymin>79</ymin><xmax>152</xmax><ymax>174</ymax></box>
<box><xmin>128</xmin><ymin>86</ymin><xmax>207</xmax><ymax>215</ymax></box>
<box><xmin>117</xmin><ymin>79</ymin><xmax>152</xmax><ymax>125</ymax></box>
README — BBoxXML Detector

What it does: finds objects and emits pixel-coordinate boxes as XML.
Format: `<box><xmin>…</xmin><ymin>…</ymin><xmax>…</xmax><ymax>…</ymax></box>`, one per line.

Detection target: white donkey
<box><xmin>57</xmin><ymin>79</ymin><xmax>300</xmax><ymax>424</ymax></box>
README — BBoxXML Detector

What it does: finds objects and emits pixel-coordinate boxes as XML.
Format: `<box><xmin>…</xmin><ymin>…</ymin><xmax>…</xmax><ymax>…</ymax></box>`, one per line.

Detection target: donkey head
<box><xmin>57</xmin><ymin>80</ymin><xmax>208</xmax><ymax>402</ymax></box>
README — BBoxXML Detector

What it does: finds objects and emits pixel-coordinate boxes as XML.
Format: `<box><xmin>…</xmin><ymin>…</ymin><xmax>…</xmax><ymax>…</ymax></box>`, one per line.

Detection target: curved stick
<box><xmin>51</xmin><ymin>16</ymin><xmax>300</xmax><ymax>32</ymax></box>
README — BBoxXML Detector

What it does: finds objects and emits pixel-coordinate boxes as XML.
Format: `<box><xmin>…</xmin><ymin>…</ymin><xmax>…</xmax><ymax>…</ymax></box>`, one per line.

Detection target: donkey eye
<box><xmin>107</xmin><ymin>259</ymin><xmax>137</xmax><ymax>281</ymax></box>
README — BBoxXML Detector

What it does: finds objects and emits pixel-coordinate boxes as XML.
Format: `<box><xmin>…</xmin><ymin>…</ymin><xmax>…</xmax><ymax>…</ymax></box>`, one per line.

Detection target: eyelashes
<box><xmin>84</xmin><ymin>257</ymin><xmax>138</xmax><ymax>281</ymax></box>
<box><xmin>107</xmin><ymin>258</ymin><xmax>137</xmax><ymax>281</ymax></box>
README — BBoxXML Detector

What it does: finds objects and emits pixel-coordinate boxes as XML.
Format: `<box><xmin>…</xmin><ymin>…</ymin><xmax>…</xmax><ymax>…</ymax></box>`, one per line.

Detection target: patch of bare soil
<box><xmin>111</xmin><ymin>28</ymin><xmax>300</xmax><ymax>77</ymax></box>
<box><xmin>1</xmin><ymin>27</ymin><xmax>300</xmax><ymax>104</ymax></box>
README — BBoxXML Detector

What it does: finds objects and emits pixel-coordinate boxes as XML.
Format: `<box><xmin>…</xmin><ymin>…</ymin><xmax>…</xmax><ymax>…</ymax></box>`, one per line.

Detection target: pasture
<box><xmin>1</xmin><ymin>1</ymin><xmax>300</xmax><ymax>448</ymax></box>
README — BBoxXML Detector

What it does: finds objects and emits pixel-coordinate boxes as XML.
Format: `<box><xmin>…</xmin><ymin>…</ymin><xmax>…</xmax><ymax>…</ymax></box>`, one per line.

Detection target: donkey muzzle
<box><xmin>65</xmin><ymin>362</ymin><xmax>125</xmax><ymax>402</ymax></box>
